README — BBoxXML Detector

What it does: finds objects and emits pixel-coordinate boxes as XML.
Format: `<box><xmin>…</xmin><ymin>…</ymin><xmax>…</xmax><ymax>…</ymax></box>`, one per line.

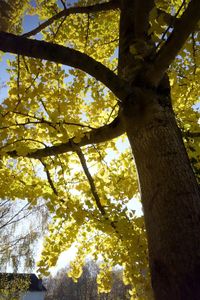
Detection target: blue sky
<box><xmin>0</xmin><ymin>0</ymin><xmax>78</xmax><ymax>102</ymax></box>
<box><xmin>0</xmin><ymin>11</ymin><xmax>40</xmax><ymax>102</ymax></box>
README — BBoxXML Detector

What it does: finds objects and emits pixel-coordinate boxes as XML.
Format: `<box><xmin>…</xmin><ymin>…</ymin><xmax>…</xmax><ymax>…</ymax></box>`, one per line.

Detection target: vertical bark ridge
<box><xmin>122</xmin><ymin>92</ymin><xmax>200</xmax><ymax>299</ymax></box>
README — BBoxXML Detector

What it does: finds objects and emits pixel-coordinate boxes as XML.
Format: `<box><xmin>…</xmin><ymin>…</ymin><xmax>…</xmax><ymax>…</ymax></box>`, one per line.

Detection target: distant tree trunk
<box><xmin>122</xmin><ymin>90</ymin><xmax>200</xmax><ymax>299</ymax></box>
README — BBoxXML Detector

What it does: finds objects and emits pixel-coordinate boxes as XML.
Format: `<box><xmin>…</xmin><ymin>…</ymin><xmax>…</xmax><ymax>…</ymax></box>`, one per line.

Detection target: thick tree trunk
<box><xmin>122</xmin><ymin>91</ymin><xmax>200</xmax><ymax>299</ymax></box>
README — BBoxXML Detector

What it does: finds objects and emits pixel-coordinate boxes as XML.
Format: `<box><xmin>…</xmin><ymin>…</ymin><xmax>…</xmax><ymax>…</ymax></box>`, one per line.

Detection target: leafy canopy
<box><xmin>0</xmin><ymin>0</ymin><xmax>199</xmax><ymax>299</ymax></box>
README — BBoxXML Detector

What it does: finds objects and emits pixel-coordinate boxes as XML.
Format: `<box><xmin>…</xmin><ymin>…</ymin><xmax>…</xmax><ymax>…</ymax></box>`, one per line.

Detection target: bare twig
<box><xmin>53</xmin><ymin>15</ymin><xmax>67</xmax><ymax>39</ymax></box>
<box><xmin>0</xmin><ymin>120</ymin><xmax>95</xmax><ymax>130</ymax></box>
<box><xmin>0</xmin><ymin>202</ymin><xmax>29</xmax><ymax>230</ymax></box>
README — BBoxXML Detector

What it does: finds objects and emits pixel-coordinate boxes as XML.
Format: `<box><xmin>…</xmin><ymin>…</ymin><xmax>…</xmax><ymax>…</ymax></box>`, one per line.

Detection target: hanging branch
<box><xmin>39</xmin><ymin>159</ymin><xmax>58</xmax><ymax>196</ymax></box>
<box><xmin>72</xmin><ymin>143</ymin><xmax>119</xmax><ymax>233</ymax></box>
<box><xmin>72</xmin><ymin>143</ymin><xmax>106</xmax><ymax>216</ymax></box>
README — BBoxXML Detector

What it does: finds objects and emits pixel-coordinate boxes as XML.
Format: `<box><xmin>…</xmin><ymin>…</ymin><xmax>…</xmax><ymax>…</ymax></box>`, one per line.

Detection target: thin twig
<box><xmin>156</xmin><ymin>0</ymin><xmax>186</xmax><ymax>50</ymax></box>
<box><xmin>53</xmin><ymin>15</ymin><xmax>67</xmax><ymax>39</ymax></box>
<box><xmin>0</xmin><ymin>138</ymin><xmax>47</xmax><ymax>151</ymax></box>
<box><xmin>106</xmin><ymin>103</ymin><xmax>118</xmax><ymax>124</ymax></box>
<box><xmin>39</xmin><ymin>159</ymin><xmax>58</xmax><ymax>196</ymax></box>
<box><xmin>60</xmin><ymin>0</ymin><xmax>67</xmax><ymax>10</ymax></box>
<box><xmin>84</xmin><ymin>13</ymin><xmax>90</xmax><ymax>50</ymax></box>
<box><xmin>0</xmin><ymin>203</ymin><xmax>29</xmax><ymax>230</ymax></box>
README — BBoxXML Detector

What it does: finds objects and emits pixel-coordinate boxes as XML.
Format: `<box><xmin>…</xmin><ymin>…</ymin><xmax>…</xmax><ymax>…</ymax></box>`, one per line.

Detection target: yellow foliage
<box><xmin>0</xmin><ymin>0</ymin><xmax>199</xmax><ymax>298</ymax></box>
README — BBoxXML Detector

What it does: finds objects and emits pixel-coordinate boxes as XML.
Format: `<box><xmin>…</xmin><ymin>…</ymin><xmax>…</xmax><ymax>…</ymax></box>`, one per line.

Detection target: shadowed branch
<box><xmin>0</xmin><ymin>31</ymin><xmax>129</xmax><ymax>100</ymax></box>
<box><xmin>150</xmin><ymin>0</ymin><xmax>200</xmax><ymax>84</ymax></box>
<box><xmin>7</xmin><ymin>116</ymin><xmax>124</xmax><ymax>158</ymax></box>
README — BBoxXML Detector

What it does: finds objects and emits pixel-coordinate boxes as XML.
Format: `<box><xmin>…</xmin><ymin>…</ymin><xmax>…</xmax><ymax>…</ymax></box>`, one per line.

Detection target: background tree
<box><xmin>0</xmin><ymin>198</ymin><xmax>49</xmax><ymax>272</ymax></box>
<box><xmin>0</xmin><ymin>274</ymin><xmax>30</xmax><ymax>300</ymax></box>
<box><xmin>45</xmin><ymin>260</ymin><xmax>130</xmax><ymax>300</ymax></box>
<box><xmin>0</xmin><ymin>0</ymin><xmax>200</xmax><ymax>299</ymax></box>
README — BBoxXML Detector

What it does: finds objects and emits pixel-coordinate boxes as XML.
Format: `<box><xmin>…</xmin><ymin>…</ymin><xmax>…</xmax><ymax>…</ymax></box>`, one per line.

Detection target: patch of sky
<box><xmin>22</xmin><ymin>8</ymin><xmax>42</xmax><ymax>39</ymax></box>
<box><xmin>0</xmin><ymin>54</ymin><xmax>12</xmax><ymax>103</ymax></box>
<box><xmin>0</xmin><ymin>10</ymin><xmax>42</xmax><ymax>103</ymax></box>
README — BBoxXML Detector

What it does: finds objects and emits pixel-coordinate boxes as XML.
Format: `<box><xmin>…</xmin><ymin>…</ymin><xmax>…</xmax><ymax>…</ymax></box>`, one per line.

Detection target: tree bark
<box><xmin>118</xmin><ymin>0</ymin><xmax>200</xmax><ymax>297</ymax></box>
<box><xmin>0</xmin><ymin>0</ymin><xmax>200</xmax><ymax>298</ymax></box>
<box><xmin>122</xmin><ymin>90</ymin><xmax>200</xmax><ymax>299</ymax></box>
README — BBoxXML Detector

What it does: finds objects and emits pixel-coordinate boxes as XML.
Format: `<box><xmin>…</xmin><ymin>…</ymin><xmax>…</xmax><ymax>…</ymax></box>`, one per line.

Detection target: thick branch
<box><xmin>134</xmin><ymin>0</ymin><xmax>154</xmax><ymax>39</ymax></box>
<box><xmin>22</xmin><ymin>0</ymin><xmax>119</xmax><ymax>38</ymax></box>
<box><xmin>8</xmin><ymin>116</ymin><xmax>124</xmax><ymax>158</ymax></box>
<box><xmin>150</xmin><ymin>0</ymin><xmax>200</xmax><ymax>84</ymax></box>
<box><xmin>157</xmin><ymin>9</ymin><xmax>175</xmax><ymax>26</ymax></box>
<box><xmin>0</xmin><ymin>32</ymin><xmax>129</xmax><ymax>100</ymax></box>
<box><xmin>157</xmin><ymin>8</ymin><xmax>200</xmax><ymax>31</ymax></box>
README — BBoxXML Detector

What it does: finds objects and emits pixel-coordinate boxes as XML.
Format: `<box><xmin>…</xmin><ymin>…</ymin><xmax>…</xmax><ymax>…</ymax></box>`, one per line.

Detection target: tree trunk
<box><xmin>121</xmin><ymin>90</ymin><xmax>200</xmax><ymax>299</ymax></box>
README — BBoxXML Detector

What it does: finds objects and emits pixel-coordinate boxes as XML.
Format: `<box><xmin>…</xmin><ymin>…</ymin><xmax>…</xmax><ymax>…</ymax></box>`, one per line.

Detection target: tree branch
<box><xmin>73</xmin><ymin>144</ymin><xmax>106</xmax><ymax>216</ymax></box>
<box><xmin>134</xmin><ymin>0</ymin><xmax>154</xmax><ymax>39</ymax></box>
<box><xmin>157</xmin><ymin>8</ymin><xmax>200</xmax><ymax>31</ymax></box>
<box><xmin>183</xmin><ymin>131</ymin><xmax>200</xmax><ymax>139</ymax></box>
<box><xmin>157</xmin><ymin>9</ymin><xmax>175</xmax><ymax>27</ymax></box>
<box><xmin>0</xmin><ymin>31</ymin><xmax>129</xmax><ymax>100</ymax></box>
<box><xmin>150</xmin><ymin>0</ymin><xmax>200</xmax><ymax>84</ymax></box>
<box><xmin>8</xmin><ymin>116</ymin><xmax>124</xmax><ymax>159</ymax></box>
<box><xmin>72</xmin><ymin>144</ymin><xmax>119</xmax><ymax>233</ymax></box>
<box><xmin>0</xmin><ymin>203</ymin><xmax>29</xmax><ymax>230</ymax></box>
<box><xmin>39</xmin><ymin>159</ymin><xmax>58</xmax><ymax>196</ymax></box>
<box><xmin>22</xmin><ymin>0</ymin><xmax>119</xmax><ymax>38</ymax></box>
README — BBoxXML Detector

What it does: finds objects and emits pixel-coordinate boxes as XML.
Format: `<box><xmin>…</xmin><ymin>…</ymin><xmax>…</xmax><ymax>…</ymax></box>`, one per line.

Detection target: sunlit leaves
<box><xmin>0</xmin><ymin>0</ymin><xmax>199</xmax><ymax>299</ymax></box>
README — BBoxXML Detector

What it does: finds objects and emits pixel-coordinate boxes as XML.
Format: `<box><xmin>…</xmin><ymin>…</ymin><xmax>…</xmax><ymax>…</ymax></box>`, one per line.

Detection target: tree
<box><xmin>0</xmin><ymin>0</ymin><xmax>199</xmax><ymax>299</ymax></box>
<box><xmin>45</xmin><ymin>261</ymin><xmax>130</xmax><ymax>300</ymax></box>
<box><xmin>0</xmin><ymin>198</ymin><xmax>49</xmax><ymax>272</ymax></box>
<box><xmin>0</xmin><ymin>273</ymin><xmax>30</xmax><ymax>300</ymax></box>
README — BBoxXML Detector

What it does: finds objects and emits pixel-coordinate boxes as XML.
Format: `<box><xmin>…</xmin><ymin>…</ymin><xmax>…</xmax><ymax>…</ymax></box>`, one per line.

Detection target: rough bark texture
<box><xmin>0</xmin><ymin>0</ymin><xmax>200</xmax><ymax>298</ymax></box>
<box><xmin>118</xmin><ymin>0</ymin><xmax>200</xmax><ymax>299</ymax></box>
<box><xmin>122</xmin><ymin>91</ymin><xmax>200</xmax><ymax>299</ymax></box>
